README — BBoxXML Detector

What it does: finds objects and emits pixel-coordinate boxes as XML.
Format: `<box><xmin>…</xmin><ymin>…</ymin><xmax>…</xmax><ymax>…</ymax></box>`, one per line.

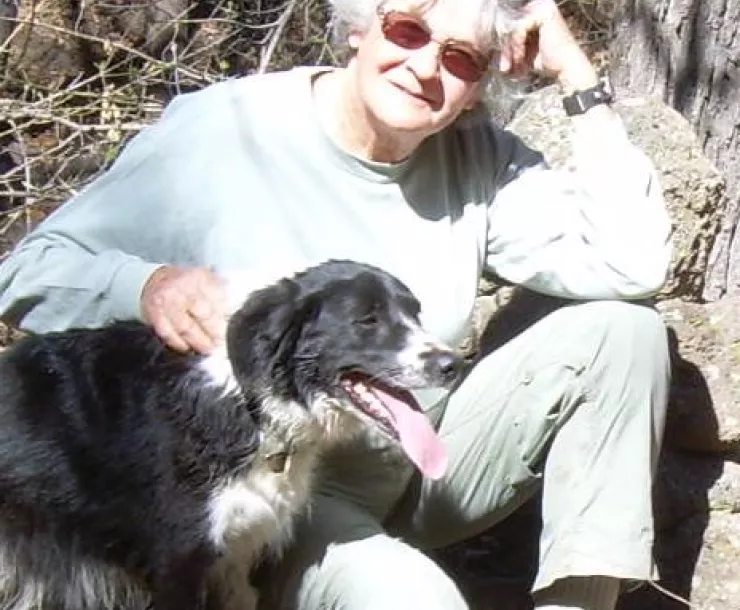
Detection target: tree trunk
<box><xmin>609</xmin><ymin>0</ymin><xmax>740</xmax><ymax>300</ymax></box>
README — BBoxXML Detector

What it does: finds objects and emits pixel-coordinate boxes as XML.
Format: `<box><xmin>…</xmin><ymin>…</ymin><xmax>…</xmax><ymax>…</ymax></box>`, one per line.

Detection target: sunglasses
<box><xmin>377</xmin><ymin>8</ymin><xmax>491</xmax><ymax>83</ymax></box>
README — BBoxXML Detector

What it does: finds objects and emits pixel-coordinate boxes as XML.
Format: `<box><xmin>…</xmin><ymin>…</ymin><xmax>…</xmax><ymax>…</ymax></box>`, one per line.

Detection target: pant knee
<box><xmin>551</xmin><ymin>300</ymin><xmax>669</xmax><ymax>370</ymax></box>
<box><xmin>297</xmin><ymin>534</ymin><xmax>467</xmax><ymax>610</ymax></box>
<box><xmin>540</xmin><ymin>301</ymin><xmax>670</xmax><ymax>447</ymax></box>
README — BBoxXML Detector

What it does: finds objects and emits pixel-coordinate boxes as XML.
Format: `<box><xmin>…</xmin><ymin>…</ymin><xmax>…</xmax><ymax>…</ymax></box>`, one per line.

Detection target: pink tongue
<box><xmin>370</xmin><ymin>384</ymin><xmax>448</xmax><ymax>480</ymax></box>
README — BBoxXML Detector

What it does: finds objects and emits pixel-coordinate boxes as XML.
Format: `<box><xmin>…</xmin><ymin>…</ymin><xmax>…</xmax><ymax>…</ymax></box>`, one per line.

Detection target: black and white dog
<box><xmin>0</xmin><ymin>260</ymin><xmax>463</xmax><ymax>610</ymax></box>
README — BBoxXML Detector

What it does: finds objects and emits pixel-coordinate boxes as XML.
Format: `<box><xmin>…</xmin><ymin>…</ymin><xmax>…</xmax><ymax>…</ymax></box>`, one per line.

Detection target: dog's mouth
<box><xmin>339</xmin><ymin>373</ymin><xmax>448</xmax><ymax>480</ymax></box>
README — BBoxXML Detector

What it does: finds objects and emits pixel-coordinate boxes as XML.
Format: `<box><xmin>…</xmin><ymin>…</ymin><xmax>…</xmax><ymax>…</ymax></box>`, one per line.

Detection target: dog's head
<box><xmin>226</xmin><ymin>260</ymin><xmax>464</xmax><ymax>479</ymax></box>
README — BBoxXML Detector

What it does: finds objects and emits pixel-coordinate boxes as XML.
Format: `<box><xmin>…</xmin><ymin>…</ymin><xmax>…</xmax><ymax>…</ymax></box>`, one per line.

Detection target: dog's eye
<box><xmin>354</xmin><ymin>313</ymin><xmax>379</xmax><ymax>326</ymax></box>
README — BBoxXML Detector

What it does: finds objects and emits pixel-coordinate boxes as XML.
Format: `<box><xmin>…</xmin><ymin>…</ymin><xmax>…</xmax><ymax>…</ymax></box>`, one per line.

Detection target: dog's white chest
<box><xmin>207</xmin><ymin>421</ymin><xmax>320</xmax><ymax>560</ymax></box>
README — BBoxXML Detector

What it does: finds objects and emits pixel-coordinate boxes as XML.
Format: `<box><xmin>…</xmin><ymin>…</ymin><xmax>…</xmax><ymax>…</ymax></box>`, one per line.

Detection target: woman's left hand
<box><xmin>498</xmin><ymin>0</ymin><xmax>598</xmax><ymax>91</ymax></box>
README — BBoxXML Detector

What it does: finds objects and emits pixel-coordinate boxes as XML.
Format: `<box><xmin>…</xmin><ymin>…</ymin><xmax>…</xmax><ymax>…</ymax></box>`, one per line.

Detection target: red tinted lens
<box><xmin>382</xmin><ymin>12</ymin><xmax>431</xmax><ymax>50</ymax></box>
<box><xmin>440</xmin><ymin>45</ymin><xmax>486</xmax><ymax>82</ymax></box>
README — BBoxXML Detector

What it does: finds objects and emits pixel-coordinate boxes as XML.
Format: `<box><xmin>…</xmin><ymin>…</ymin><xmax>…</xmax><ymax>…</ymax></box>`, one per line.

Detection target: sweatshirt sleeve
<box><xmin>0</xmin><ymin>90</ymin><xmax>226</xmax><ymax>333</ymax></box>
<box><xmin>485</xmin><ymin>106</ymin><xmax>672</xmax><ymax>300</ymax></box>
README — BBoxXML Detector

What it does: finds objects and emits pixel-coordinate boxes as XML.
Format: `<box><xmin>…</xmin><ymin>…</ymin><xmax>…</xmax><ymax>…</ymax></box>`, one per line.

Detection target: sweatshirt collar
<box><xmin>302</xmin><ymin>67</ymin><xmax>417</xmax><ymax>184</ymax></box>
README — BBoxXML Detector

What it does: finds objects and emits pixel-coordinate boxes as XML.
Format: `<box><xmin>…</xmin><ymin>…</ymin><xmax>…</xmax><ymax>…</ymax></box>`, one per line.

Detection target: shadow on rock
<box><xmin>619</xmin><ymin>328</ymin><xmax>722</xmax><ymax>610</ymax></box>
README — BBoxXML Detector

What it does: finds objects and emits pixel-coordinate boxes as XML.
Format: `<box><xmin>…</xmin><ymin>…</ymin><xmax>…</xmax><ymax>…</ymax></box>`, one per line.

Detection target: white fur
<box><xmin>206</xmin><ymin>398</ymin><xmax>323</xmax><ymax>610</ymax></box>
<box><xmin>199</xmin><ymin>347</ymin><xmax>240</xmax><ymax>396</ymax></box>
<box><xmin>396</xmin><ymin>316</ymin><xmax>445</xmax><ymax>371</ymax></box>
<box><xmin>208</xmin><ymin>401</ymin><xmax>320</xmax><ymax>553</ymax></box>
<box><xmin>208</xmin><ymin>468</ymin><xmax>305</xmax><ymax>557</ymax></box>
<box><xmin>0</xmin><ymin>543</ymin><xmax>147</xmax><ymax>610</ymax></box>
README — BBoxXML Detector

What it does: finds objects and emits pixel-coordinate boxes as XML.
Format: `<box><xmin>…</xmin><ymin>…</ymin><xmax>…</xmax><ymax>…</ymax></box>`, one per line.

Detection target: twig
<box><xmin>3</xmin><ymin>107</ymin><xmax>151</xmax><ymax>133</ymax></box>
<box><xmin>3</xmin><ymin>16</ymin><xmax>208</xmax><ymax>83</ymax></box>
<box><xmin>258</xmin><ymin>0</ymin><xmax>299</xmax><ymax>74</ymax></box>
<box><xmin>646</xmin><ymin>579</ymin><xmax>694</xmax><ymax>608</ymax></box>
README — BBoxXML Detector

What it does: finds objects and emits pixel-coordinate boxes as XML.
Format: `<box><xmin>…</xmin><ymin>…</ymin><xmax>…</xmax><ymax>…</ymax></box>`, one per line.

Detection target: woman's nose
<box><xmin>404</xmin><ymin>42</ymin><xmax>442</xmax><ymax>80</ymax></box>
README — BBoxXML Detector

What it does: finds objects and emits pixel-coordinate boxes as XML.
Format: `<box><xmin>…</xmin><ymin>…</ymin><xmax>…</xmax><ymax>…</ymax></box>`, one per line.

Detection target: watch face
<box><xmin>599</xmin><ymin>77</ymin><xmax>615</xmax><ymax>102</ymax></box>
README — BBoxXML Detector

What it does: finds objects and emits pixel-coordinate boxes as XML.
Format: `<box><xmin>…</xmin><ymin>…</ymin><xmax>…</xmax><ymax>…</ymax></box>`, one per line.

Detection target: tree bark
<box><xmin>609</xmin><ymin>0</ymin><xmax>740</xmax><ymax>300</ymax></box>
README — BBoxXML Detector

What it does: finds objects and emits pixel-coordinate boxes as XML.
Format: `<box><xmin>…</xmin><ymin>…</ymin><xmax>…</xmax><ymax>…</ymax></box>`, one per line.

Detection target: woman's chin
<box><xmin>373</xmin><ymin>105</ymin><xmax>438</xmax><ymax>136</ymax></box>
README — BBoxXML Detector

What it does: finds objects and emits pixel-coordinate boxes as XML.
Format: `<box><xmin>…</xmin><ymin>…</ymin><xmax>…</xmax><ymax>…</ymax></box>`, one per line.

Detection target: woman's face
<box><xmin>348</xmin><ymin>1</ymin><xmax>491</xmax><ymax>142</ymax></box>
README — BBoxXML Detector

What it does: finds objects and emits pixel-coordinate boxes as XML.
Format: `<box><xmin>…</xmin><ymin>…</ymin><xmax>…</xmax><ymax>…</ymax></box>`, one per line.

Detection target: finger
<box><xmin>152</xmin><ymin>314</ymin><xmax>192</xmax><ymax>353</ymax></box>
<box><xmin>189</xmin><ymin>296</ymin><xmax>227</xmax><ymax>347</ymax></box>
<box><xmin>497</xmin><ymin>52</ymin><xmax>510</xmax><ymax>74</ymax></box>
<box><xmin>509</xmin><ymin>26</ymin><xmax>528</xmax><ymax>71</ymax></box>
<box><xmin>141</xmin><ymin>266</ymin><xmax>180</xmax><ymax>323</ymax></box>
<box><xmin>171</xmin><ymin>310</ymin><xmax>218</xmax><ymax>354</ymax></box>
<box><xmin>193</xmin><ymin>275</ymin><xmax>229</xmax><ymax>340</ymax></box>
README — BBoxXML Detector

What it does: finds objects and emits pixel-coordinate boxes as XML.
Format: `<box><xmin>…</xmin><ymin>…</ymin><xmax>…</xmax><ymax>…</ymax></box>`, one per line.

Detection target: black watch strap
<box><xmin>562</xmin><ymin>79</ymin><xmax>614</xmax><ymax>116</ymax></box>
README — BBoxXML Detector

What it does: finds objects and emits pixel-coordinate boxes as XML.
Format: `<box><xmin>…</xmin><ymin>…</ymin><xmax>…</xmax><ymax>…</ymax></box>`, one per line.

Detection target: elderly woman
<box><xmin>0</xmin><ymin>0</ymin><xmax>671</xmax><ymax>608</ymax></box>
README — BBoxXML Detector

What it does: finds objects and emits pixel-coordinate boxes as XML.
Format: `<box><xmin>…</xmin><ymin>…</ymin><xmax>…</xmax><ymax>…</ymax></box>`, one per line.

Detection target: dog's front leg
<box><xmin>150</xmin><ymin>546</ymin><xmax>214</xmax><ymax>610</ymax></box>
<box><xmin>207</xmin><ymin>552</ymin><xmax>260</xmax><ymax>610</ymax></box>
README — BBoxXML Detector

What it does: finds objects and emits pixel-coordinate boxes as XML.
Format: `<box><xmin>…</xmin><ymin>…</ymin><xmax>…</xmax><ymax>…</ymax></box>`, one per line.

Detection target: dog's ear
<box><xmin>226</xmin><ymin>278</ymin><xmax>315</xmax><ymax>394</ymax></box>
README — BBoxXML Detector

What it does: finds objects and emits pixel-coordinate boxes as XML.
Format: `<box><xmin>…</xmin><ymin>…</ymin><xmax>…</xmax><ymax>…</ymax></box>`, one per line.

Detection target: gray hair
<box><xmin>325</xmin><ymin>0</ymin><xmax>527</xmax><ymax>57</ymax></box>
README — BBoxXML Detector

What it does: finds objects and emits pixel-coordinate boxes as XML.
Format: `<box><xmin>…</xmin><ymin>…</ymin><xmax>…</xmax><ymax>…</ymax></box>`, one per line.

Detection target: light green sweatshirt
<box><xmin>0</xmin><ymin>67</ymin><xmax>671</xmax><ymax>348</ymax></box>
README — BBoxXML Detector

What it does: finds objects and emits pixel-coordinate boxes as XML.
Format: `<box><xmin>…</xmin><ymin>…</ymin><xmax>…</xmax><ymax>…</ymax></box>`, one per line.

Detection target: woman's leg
<box><xmin>259</xmin><ymin>494</ymin><xmax>469</xmax><ymax>610</ymax></box>
<box><xmin>386</xmin><ymin>300</ymin><xmax>670</xmax><ymax>594</ymax></box>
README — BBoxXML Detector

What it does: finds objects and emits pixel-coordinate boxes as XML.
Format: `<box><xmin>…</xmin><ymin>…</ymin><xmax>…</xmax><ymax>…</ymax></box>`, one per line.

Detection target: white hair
<box><xmin>325</xmin><ymin>0</ymin><xmax>526</xmax><ymax>55</ymax></box>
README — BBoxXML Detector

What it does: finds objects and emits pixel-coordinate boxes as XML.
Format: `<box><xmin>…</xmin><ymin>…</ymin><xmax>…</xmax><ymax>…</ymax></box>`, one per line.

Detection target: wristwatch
<box><xmin>562</xmin><ymin>78</ymin><xmax>614</xmax><ymax>116</ymax></box>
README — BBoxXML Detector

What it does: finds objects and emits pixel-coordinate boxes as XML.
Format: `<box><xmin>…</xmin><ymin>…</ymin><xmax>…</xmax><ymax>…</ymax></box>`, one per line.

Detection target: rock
<box><xmin>708</xmin><ymin>461</ymin><xmax>740</xmax><ymax>513</ymax></box>
<box><xmin>507</xmin><ymin>86</ymin><xmax>726</xmax><ymax>302</ymax></box>
<box><xmin>6</xmin><ymin>0</ymin><xmax>192</xmax><ymax>87</ymax></box>
<box><xmin>691</xmin><ymin>510</ymin><xmax>740</xmax><ymax>609</ymax></box>
<box><xmin>78</xmin><ymin>0</ymin><xmax>191</xmax><ymax>61</ymax></box>
<box><xmin>6</xmin><ymin>0</ymin><xmax>88</xmax><ymax>87</ymax></box>
<box><xmin>619</xmin><ymin>509</ymin><xmax>740</xmax><ymax>610</ymax></box>
<box><xmin>658</xmin><ymin>297</ymin><xmax>740</xmax><ymax>453</ymax></box>
<box><xmin>653</xmin><ymin>450</ymin><xmax>724</xmax><ymax>533</ymax></box>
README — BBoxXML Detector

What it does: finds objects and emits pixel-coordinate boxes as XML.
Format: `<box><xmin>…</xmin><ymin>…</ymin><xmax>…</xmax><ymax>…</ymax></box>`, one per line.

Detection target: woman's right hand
<box><xmin>141</xmin><ymin>265</ymin><xmax>228</xmax><ymax>354</ymax></box>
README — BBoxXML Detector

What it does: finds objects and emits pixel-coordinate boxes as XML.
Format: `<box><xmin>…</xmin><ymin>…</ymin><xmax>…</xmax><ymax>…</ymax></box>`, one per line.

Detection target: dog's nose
<box><xmin>425</xmin><ymin>349</ymin><xmax>464</xmax><ymax>384</ymax></box>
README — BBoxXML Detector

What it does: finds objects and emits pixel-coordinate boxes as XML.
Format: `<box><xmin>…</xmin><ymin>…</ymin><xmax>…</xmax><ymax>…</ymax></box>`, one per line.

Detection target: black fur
<box><xmin>0</xmin><ymin>260</ymin><xmax>462</xmax><ymax>610</ymax></box>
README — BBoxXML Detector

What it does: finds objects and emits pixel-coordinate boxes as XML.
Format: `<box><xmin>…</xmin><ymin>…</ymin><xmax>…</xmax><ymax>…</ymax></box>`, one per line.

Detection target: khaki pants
<box><xmin>260</xmin><ymin>299</ymin><xmax>671</xmax><ymax>609</ymax></box>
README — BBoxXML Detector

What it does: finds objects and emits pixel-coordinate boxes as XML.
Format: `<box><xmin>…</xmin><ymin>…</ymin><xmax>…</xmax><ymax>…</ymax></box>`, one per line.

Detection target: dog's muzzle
<box><xmin>422</xmin><ymin>348</ymin><xmax>464</xmax><ymax>386</ymax></box>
